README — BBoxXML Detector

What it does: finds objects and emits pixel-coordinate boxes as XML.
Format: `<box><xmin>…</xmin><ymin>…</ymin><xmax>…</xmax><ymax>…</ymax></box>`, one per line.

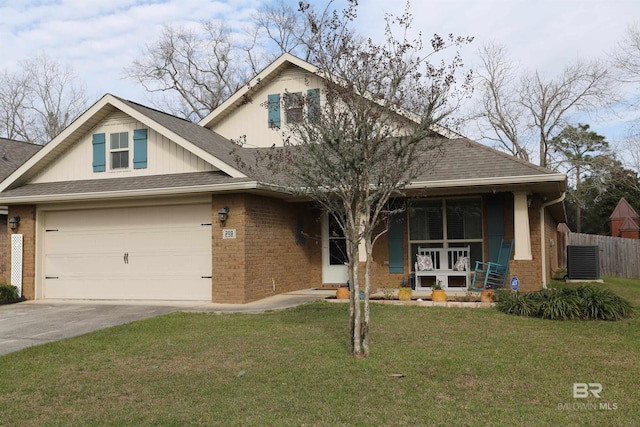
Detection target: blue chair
<box><xmin>470</xmin><ymin>240</ymin><xmax>514</xmax><ymax>290</ymax></box>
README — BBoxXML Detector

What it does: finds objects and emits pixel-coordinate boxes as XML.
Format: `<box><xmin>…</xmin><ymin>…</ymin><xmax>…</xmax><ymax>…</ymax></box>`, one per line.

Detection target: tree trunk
<box><xmin>362</xmin><ymin>236</ymin><xmax>372</xmax><ymax>358</ymax></box>
<box><xmin>349</xmin><ymin>234</ymin><xmax>363</xmax><ymax>357</ymax></box>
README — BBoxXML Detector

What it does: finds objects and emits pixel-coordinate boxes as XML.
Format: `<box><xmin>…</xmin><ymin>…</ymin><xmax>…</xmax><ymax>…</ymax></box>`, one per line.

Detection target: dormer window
<box><xmin>110</xmin><ymin>132</ymin><xmax>129</xmax><ymax>169</ymax></box>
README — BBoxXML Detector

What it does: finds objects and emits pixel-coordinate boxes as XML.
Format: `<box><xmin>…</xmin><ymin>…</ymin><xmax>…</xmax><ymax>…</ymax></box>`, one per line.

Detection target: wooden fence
<box><xmin>559</xmin><ymin>232</ymin><xmax>640</xmax><ymax>279</ymax></box>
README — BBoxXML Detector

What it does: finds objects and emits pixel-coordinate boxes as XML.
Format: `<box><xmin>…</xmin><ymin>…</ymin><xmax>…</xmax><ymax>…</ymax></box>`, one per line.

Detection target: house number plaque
<box><xmin>222</xmin><ymin>229</ymin><xmax>236</xmax><ymax>239</ymax></box>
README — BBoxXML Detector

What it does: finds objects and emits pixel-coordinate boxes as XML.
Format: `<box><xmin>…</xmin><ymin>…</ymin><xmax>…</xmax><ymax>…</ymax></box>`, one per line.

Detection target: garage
<box><xmin>42</xmin><ymin>203</ymin><xmax>212</xmax><ymax>300</ymax></box>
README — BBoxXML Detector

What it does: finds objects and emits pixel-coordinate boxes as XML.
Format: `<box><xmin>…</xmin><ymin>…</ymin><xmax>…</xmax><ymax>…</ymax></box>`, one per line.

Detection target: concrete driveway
<box><xmin>0</xmin><ymin>301</ymin><xmax>195</xmax><ymax>356</ymax></box>
<box><xmin>0</xmin><ymin>290</ymin><xmax>329</xmax><ymax>356</ymax></box>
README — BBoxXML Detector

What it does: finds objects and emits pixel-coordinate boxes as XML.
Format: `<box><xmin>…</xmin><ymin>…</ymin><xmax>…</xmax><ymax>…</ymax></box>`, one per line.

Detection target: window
<box><xmin>408</xmin><ymin>198</ymin><xmax>483</xmax><ymax>270</ymax></box>
<box><xmin>110</xmin><ymin>132</ymin><xmax>129</xmax><ymax>169</ymax></box>
<box><xmin>285</xmin><ymin>92</ymin><xmax>303</xmax><ymax>124</ymax></box>
<box><xmin>328</xmin><ymin>214</ymin><xmax>347</xmax><ymax>265</ymax></box>
<box><xmin>92</xmin><ymin>129</ymin><xmax>147</xmax><ymax>173</ymax></box>
<box><xmin>268</xmin><ymin>89</ymin><xmax>320</xmax><ymax>127</ymax></box>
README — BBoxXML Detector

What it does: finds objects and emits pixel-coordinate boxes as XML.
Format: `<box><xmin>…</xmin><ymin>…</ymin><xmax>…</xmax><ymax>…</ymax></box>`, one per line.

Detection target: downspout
<box><xmin>540</xmin><ymin>192</ymin><xmax>566</xmax><ymax>288</ymax></box>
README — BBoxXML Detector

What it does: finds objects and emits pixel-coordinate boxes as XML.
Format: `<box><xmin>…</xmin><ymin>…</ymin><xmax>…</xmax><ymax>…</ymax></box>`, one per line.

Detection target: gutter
<box><xmin>540</xmin><ymin>192</ymin><xmax>566</xmax><ymax>288</ymax></box>
<box><xmin>0</xmin><ymin>181</ymin><xmax>293</xmax><ymax>204</ymax></box>
<box><xmin>407</xmin><ymin>173</ymin><xmax>566</xmax><ymax>189</ymax></box>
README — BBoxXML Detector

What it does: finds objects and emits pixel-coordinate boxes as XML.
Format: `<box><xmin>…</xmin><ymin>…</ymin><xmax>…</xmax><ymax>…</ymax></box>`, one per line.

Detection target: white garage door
<box><xmin>43</xmin><ymin>204</ymin><xmax>212</xmax><ymax>300</ymax></box>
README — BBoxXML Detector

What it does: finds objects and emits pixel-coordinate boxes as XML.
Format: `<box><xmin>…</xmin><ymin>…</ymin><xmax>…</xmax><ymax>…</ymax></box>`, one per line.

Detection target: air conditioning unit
<box><xmin>566</xmin><ymin>245</ymin><xmax>600</xmax><ymax>280</ymax></box>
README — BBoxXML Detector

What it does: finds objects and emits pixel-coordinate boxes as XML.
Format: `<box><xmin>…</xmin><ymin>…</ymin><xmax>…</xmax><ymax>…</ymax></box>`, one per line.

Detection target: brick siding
<box><xmin>211</xmin><ymin>194</ymin><xmax>321</xmax><ymax>303</ymax></box>
<box><xmin>5</xmin><ymin>205</ymin><xmax>36</xmax><ymax>299</ymax></box>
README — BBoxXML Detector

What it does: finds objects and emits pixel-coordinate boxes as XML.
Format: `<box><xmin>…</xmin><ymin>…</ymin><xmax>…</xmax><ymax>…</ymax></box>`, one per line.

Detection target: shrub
<box><xmin>536</xmin><ymin>288</ymin><xmax>581</xmax><ymax>320</ymax></box>
<box><xmin>574</xmin><ymin>284</ymin><xmax>634</xmax><ymax>321</ymax></box>
<box><xmin>495</xmin><ymin>284</ymin><xmax>635</xmax><ymax>321</ymax></box>
<box><xmin>494</xmin><ymin>291</ymin><xmax>538</xmax><ymax>317</ymax></box>
<box><xmin>0</xmin><ymin>284</ymin><xmax>19</xmax><ymax>301</ymax></box>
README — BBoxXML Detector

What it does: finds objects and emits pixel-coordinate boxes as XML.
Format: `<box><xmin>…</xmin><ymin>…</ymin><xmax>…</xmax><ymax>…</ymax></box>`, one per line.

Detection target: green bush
<box><xmin>0</xmin><ymin>284</ymin><xmax>19</xmax><ymax>301</ymax></box>
<box><xmin>495</xmin><ymin>285</ymin><xmax>635</xmax><ymax>321</ymax></box>
<box><xmin>575</xmin><ymin>285</ymin><xmax>634</xmax><ymax>320</ymax></box>
<box><xmin>494</xmin><ymin>291</ymin><xmax>538</xmax><ymax>317</ymax></box>
<box><xmin>536</xmin><ymin>288</ymin><xmax>581</xmax><ymax>320</ymax></box>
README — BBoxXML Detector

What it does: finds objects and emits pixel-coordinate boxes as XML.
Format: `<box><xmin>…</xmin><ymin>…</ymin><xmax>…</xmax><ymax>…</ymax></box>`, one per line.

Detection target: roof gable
<box><xmin>198</xmin><ymin>53</ymin><xmax>461</xmax><ymax>140</ymax></box>
<box><xmin>619</xmin><ymin>216</ymin><xmax>640</xmax><ymax>231</ymax></box>
<box><xmin>610</xmin><ymin>197</ymin><xmax>639</xmax><ymax>220</ymax></box>
<box><xmin>0</xmin><ymin>94</ymin><xmax>250</xmax><ymax>192</ymax></box>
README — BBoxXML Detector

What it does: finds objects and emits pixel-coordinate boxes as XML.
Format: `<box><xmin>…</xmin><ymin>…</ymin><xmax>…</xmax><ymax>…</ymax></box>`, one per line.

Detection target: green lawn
<box><xmin>1</xmin><ymin>279</ymin><xmax>638</xmax><ymax>426</ymax></box>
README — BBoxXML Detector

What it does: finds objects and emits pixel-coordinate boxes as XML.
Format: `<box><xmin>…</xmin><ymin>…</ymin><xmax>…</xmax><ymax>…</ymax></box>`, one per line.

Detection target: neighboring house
<box><xmin>0</xmin><ymin>138</ymin><xmax>42</xmax><ymax>277</ymax></box>
<box><xmin>610</xmin><ymin>197</ymin><xmax>640</xmax><ymax>239</ymax></box>
<box><xmin>0</xmin><ymin>54</ymin><xmax>567</xmax><ymax>303</ymax></box>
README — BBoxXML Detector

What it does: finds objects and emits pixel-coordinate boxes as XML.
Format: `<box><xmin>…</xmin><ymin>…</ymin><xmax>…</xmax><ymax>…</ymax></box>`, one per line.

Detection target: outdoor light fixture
<box><xmin>218</xmin><ymin>206</ymin><xmax>229</xmax><ymax>224</ymax></box>
<box><xmin>8</xmin><ymin>216</ymin><xmax>20</xmax><ymax>231</ymax></box>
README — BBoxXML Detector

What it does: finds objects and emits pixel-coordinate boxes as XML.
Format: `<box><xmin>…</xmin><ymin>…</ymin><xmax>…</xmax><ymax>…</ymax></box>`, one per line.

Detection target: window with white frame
<box><xmin>284</xmin><ymin>92</ymin><xmax>303</xmax><ymax>124</ymax></box>
<box><xmin>110</xmin><ymin>132</ymin><xmax>129</xmax><ymax>169</ymax></box>
<box><xmin>408</xmin><ymin>198</ymin><xmax>483</xmax><ymax>270</ymax></box>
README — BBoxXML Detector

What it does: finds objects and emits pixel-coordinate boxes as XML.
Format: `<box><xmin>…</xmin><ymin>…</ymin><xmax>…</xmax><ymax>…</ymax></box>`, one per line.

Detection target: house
<box><xmin>609</xmin><ymin>197</ymin><xmax>640</xmax><ymax>239</ymax></box>
<box><xmin>0</xmin><ymin>54</ymin><xmax>567</xmax><ymax>303</ymax></box>
<box><xmin>0</xmin><ymin>138</ymin><xmax>42</xmax><ymax>278</ymax></box>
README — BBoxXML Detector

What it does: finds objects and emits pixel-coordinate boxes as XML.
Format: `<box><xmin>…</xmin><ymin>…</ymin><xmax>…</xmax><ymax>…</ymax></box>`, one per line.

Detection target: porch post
<box><xmin>513</xmin><ymin>191</ymin><xmax>533</xmax><ymax>260</ymax></box>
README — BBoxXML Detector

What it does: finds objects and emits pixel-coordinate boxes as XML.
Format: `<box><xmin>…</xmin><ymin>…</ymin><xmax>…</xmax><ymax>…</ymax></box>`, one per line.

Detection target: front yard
<box><xmin>0</xmin><ymin>278</ymin><xmax>638</xmax><ymax>426</ymax></box>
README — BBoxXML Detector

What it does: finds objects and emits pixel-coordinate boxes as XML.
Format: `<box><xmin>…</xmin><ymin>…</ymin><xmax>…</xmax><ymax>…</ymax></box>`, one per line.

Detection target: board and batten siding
<box><xmin>32</xmin><ymin>111</ymin><xmax>215</xmax><ymax>184</ymax></box>
<box><xmin>211</xmin><ymin>65</ymin><xmax>325</xmax><ymax>148</ymax></box>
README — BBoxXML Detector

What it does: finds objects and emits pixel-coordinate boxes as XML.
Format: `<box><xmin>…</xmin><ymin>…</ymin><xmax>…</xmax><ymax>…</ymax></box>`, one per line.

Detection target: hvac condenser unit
<box><xmin>566</xmin><ymin>245</ymin><xmax>600</xmax><ymax>280</ymax></box>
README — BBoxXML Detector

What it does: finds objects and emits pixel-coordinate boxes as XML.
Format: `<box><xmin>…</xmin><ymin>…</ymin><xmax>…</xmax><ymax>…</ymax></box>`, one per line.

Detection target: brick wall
<box><xmin>545</xmin><ymin>208</ymin><xmax>561</xmax><ymax>281</ymax></box>
<box><xmin>6</xmin><ymin>205</ymin><xmax>36</xmax><ymax>299</ymax></box>
<box><xmin>211</xmin><ymin>194</ymin><xmax>321</xmax><ymax>303</ymax></box>
<box><xmin>509</xmin><ymin>197</ymin><xmax>542</xmax><ymax>292</ymax></box>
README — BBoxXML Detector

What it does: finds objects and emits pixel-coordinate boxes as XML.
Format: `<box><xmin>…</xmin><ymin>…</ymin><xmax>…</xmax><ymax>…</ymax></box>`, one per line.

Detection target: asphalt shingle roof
<box><xmin>114</xmin><ymin>96</ymin><xmax>257</xmax><ymax>176</ymax></box>
<box><xmin>415</xmin><ymin>137</ymin><xmax>556</xmax><ymax>182</ymax></box>
<box><xmin>0</xmin><ymin>138</ymin><xmax>41</xmax><ymax>181</ymax></box>
<box><xmin>0</xmin><ymin>171</ymin><xmax>251</xmax><ymax>199</ymax></box>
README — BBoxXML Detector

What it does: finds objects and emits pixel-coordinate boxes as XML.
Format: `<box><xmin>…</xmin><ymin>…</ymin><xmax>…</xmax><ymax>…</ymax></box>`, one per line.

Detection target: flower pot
<box><xmin>398</xmin><ymin>288</ymin><xmax>412</xmax><ymax>301</ymax></box>
<box><xmin>430</xmin><ymin>289</ymin><xmax>447</xmax><ymax>302</ymax></box>
<box><xmin>481</xmin><ymin>289</ymin><xmax>494</xmax><ymax>302</ymax></box>
<box><xmin>336</xmin><ymin>287</ymin><xmax>350</xmax><ymax>299</ymax></box>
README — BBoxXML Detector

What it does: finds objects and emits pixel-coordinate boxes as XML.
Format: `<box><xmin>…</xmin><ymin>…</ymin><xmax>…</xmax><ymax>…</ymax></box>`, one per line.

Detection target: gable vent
<box><xmin>103</xmin><ymin>111</ymin><xmax>134</xmax><ymax>126</ymax></box>
<box><xmin>566</xmin><ymin>245</ymin><xmax>600</xmax><ymax>280</ymax></box>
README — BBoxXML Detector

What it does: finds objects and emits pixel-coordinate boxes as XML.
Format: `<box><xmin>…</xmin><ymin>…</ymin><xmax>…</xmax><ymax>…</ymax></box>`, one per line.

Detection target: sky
<box><xmin>1</xmin><ymin>0</ymin><xmax>639</xmax><ymax>149</ymax></box>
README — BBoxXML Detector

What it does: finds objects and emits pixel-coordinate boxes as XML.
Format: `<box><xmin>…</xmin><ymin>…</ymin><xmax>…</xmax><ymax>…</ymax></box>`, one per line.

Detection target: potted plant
<box><xmin>481</xmin><ymin>284</ymin><xmax>494</xmax><ymax>302</ymax></box>
<box><xmin>397</xmin><ymin>278</ymin><xmax>412</xmax><ymax>301</ymax></box>
<box><xmin>430</xmin><ymin>279</ymin><xmax>447</xmax><ymax>302</ymax></box>
<box><xmin>336</xmin><ymin>283</ymin><xmax>350</xmax><ymax>299</ymax></box>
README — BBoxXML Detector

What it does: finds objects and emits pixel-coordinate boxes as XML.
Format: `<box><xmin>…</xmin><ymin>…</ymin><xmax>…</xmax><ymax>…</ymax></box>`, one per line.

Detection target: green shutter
<box><xmin>267</xmin><ymin>94</ymin><xmax>281</xmax><ymax>128</ymax></box>
<box><xmin>388</xmin><ymin>213</ymin><xmax>405</xmax><ymax>273</ymax></box>
<box><xmin>133</xmin><ymin>129</ymin><xmax>148</xmax><ymax>169</ymax></box>
<box><xmin>307</xmin><ymin>88</ymin><xmax>320</xmax><ymax>121</ymax></box>
<box><xmin>92</xmin><ymin>133</ymin><xmax>106</xmax><ymax>172</ymax></box>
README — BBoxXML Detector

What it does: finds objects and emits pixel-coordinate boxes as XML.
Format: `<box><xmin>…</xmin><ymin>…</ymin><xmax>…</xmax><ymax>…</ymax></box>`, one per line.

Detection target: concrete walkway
<box><xmin>0</xmin><ymin>289</ymin><xmax>332</xmax><ymax>356</ymax></box>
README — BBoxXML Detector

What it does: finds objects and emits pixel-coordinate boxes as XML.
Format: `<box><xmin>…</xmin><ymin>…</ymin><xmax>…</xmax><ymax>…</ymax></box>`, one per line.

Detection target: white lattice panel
<box><xmin>11</xmin><ymin>234</ymin><xmax>23</xmax><ymax>297</ymax></box>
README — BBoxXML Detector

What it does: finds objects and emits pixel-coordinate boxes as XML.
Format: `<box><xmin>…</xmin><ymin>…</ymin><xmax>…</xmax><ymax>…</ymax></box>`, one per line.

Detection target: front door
<box><xmin>321</xmin><ymin>212</ymin><xmax>348</xmax><ymax>284</ymax></box>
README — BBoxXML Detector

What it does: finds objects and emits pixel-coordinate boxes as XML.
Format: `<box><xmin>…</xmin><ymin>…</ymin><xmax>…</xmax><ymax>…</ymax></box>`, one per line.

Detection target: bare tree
<box><xmin>126</xmin><ymin>1</ymin><xmax>311</xmax><ymax>121</ymax></box>
<box><xmin>245</xmin><ymin>0</ymin><xmax>312</xmax><ymax>65</ymax></box>
<box><xmin>257</xmin><ymin>0</ymin><xmax>472</xmax><ymax>358</ymax></box>
<box><xmin>0</xmin><ymin>54</ymin><xmax>89</xmax><ymax>145</ymax></box>
<box><xmin>474</xmin><ymin>43</ymin><xmax>530</xmax><ymax>161</ymax></box>
<box><xmin>475</xmin><ymin>43</ymin><xmax>616</xmax><ymax>167</ymax></box>
<box><xmin>125</xmin><ymin>23</ymin><xmax>248</xmax><ymax>121</ymax></box>
<box><xmin>610</xmin><ymin>22</ymin><xmax>640</xmax><ymax>85</ymax></box>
